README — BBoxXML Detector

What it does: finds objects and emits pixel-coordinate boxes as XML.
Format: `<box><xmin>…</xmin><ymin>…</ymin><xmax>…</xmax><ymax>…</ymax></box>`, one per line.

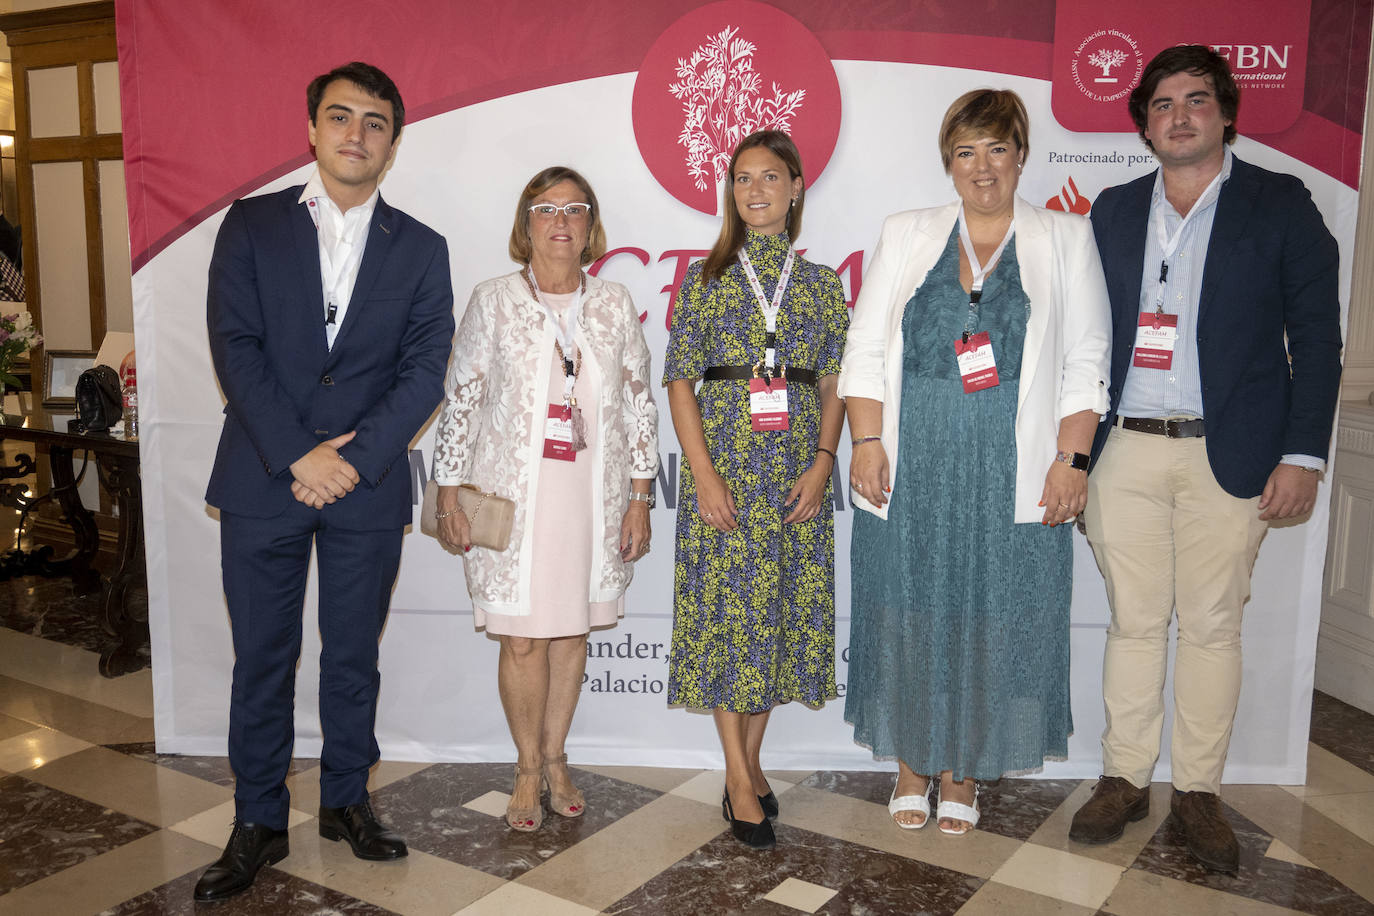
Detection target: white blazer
<box><xmin>837</xmin><ymin>197</ymin><xmax>1111</xmax><ymax>523</ymax></box>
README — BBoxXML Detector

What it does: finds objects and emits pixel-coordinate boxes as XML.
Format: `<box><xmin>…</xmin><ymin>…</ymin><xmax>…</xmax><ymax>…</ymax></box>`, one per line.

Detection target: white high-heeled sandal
<box><xmin>936</xmin><ymin>781</ymin><xmax>980</xmax><ymax>836</ymax></box>
<box><xmin>888</xmin><ymin>778</ymin><xmax>932</xmax><ymax>830</ymax></box>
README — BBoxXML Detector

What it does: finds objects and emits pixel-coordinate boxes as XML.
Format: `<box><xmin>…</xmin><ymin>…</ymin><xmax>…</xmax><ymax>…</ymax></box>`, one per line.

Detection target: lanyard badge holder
<box><xmin>740</xmin><ymin>247</ymin><xmax>796</xmax><ymax>431</ymax></box>
<box><xmin>954</xmin><ymin>207</ymin><xmax>1012</xmax><ymax>393</ymax></box>
<box><xmin>526</xmin><ymin>268</ymin><xmax>589</xmax><ymax>460</ymax></box>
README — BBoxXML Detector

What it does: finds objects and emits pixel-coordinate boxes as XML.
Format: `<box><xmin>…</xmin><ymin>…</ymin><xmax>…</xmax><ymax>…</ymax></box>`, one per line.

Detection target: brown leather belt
<box><xmin>1117</xmin><ymin>416</ymin><xmax>1205</xmax><ymax>438</ymax></box>
<box><xmin>702</xmin><ymin>365</ymin><xmax>819</xmax><ymax>386</ymax></box>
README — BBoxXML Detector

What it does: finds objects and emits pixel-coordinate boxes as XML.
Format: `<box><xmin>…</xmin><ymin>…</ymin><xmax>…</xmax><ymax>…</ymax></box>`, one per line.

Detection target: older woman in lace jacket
<box><xmin>431</xmin><ymin>166</ymin><xmax>659</xmax><ymax>832</ymax></box>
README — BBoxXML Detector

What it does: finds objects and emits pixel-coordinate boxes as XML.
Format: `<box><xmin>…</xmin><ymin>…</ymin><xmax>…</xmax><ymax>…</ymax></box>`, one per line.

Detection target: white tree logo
<box><xmin>668</xmin><ymin>25</ymin><xmax>806</xmax><ymax>193</ymax></box>
<box><xmin>1088</xmin><ymin>48</ymin><xmax>1129</xmax><ymax>83</ymax></box>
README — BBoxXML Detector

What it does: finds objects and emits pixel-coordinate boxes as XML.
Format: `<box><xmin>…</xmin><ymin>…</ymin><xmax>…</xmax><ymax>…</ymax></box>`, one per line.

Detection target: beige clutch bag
<box><xmin>420</xmin><ymin>480</ymin><xmax>515</xmax><ymax>552</ymax></box>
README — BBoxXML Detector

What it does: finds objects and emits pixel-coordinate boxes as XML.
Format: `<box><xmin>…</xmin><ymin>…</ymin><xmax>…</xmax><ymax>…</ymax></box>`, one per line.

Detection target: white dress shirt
<box><xmin>298</xmin><ymin>168</ymin><xmax>378</xmax><ymax>350</ymax></box>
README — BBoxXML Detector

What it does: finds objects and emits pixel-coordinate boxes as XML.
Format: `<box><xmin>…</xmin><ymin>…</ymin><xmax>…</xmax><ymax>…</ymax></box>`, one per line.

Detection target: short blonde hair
<box><xmin>938</xmin><ymin>89</ymin><xmax>1030</xmax><ymax>172</ymax></box>
<box><xmin>507</xmin><ymin>166</ymin><xmax>607</xmax><ymax>266</ymax></box>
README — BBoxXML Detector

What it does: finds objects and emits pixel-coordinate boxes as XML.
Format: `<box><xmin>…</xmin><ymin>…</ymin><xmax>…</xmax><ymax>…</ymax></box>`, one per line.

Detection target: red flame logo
<box><xmin>1047</xmin><ymin>177</ymin><xmax>1092</xmax><ymax>215</ymax></box>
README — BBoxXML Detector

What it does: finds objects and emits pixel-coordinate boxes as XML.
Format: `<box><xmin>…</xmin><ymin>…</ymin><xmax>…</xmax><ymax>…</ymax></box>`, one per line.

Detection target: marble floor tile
<box><xmin>577</xmin><ymin>763</ymin><xmax>704</xmax><ymax>794</ymax></box>
<box><xmin>0</xmin><ymin>571</ymin><xmax>148</xmax><ymax>668</ymax></box>
<box><xmin>0</xmin><ymin>709</ymin><xmax>38</xmax><ymax>742</ymax></box>
<box><xmin>516</xmin><ymin>793</ymin><xmax>728</xmax><ymax>910</ymax></box>
<box><xmin>1310</xmin><ymin>692</ymin><xmax>1374</xmax><ymax>777</ymax></box>
<box><xmin>274</xmin><ymin>820</ymin><xmax>506</xmax><ymax>916</ymax></box>
<box><xmin>455</xmin><ymin>882</ymin><xmax>599</xmax><ymax>916</ymax></box>
<box><xmin>0</xmin><ymin>828</ymin><xmax>217</xmax><ymax>915</ymax></box>
<box><xmin>463</xmin><ymin>789</ymin><xmax>513</xmax><ymax>819</ymax></box>
<box><xmin>166</xmin><ymin>798</ymin><xmax>313</xmax><ymax>848</ymax></box>
<box><xmin>1225</xmin><ymin>783</ymin><xmax>1374</xmax><ymax>905</ymax></box>
<box><xmin>1301</xmin><ymin>790</ymin><xmax>1374</xmax><ymax>847</ymax></box>
<box><xmin>1265</xmin><ymin>839</ymin><xmax>1318</xmax><ymax>869</ymax></box>
<box><xmin>668</xmin><ymin>768</ymin><xmax>734</xmax><ymax>807</ymax></box>
<box><xmin>102</xmin><ymin>741</ymin><xmax>237</xmax><ymax>786</ymax></box>
<box><xmin>1102</xmin><ymin>867</ymin><xmax>1315</xmax><ymax>916</ymax></box>
<box><xmin>606</xmin><ymin>821</ymin><xmax>983</xmax><ymax>916</ymax></box>
<box><xmin>0</xmin><ymin>772</ymin><xmax>159</xmax><ymax>894</ymax></box>
<box><xmin>957</xmin><ymin>880</ymin><xmax>1099</xmax><ymax>914</ymax></box>
<box><xmin>1129</xmin><ymin>795</ymin><xmax>1371</xmax><ymax>915</ymax></box>
<box><xmin>97</xmin><ymin>866</ymin><xmax>399</xmax><ymax>915</ymax></box>
<box><xmin>1282</xmin><ymin>744</ymin><xmax>1374</xmax><ymax>800</ymax></box>
<box><xmin>0</xmin><ymin>673</ymin><xmax>155</xmax><ymax>744</ymax></box>
<box><xmin>25</xmin><ymin>745</ymin><xmax>232</xmax><ymax>827</ymax></box>
<box><xmin>371</xmin><ymin>761</ymin><xmax>661</xmax><ymax>881</ymax></box>
<box><xmin>0</xmin><ymin>627</ymin><xmax>153</xmax><ymax>716</ymax></box>
<box><xmin>0</xmin><ymin>725</ymin><xmax>91</xmax><ymax>772</ymax></box>
<box><xmin>285</xmin><ymin>759</ymin><xmax>432</xmax><ymax>815</ymax></box>
<box><xmin>762</xmin><ymin>876</ymin><xmax>839</xmax><ymax>912</ymax></box>
<box><xmin>799</xmin><ymin>768</ymin><xmax>897</xmax><ymax>806</ymax></box>
<box><xmin>989</xmin><ymin>842</ymin><xmax>1125</xmax><ymax>910</ymax></box>
<box><xmin>1027</xmin><ymin>780</ymin><xmax>1175</xmax><ymax>868</ymax></box>
<box><xmin>779</xmin><ymin>784</ymin><xmax>1024</xmax><ymax>881</ymax></box>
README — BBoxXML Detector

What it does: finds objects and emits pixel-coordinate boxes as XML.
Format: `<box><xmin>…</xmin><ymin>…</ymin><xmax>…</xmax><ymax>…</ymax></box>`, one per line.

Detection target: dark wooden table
<box><xmin>0</xmin><ymin>408</ymin><xmax>146</xmax><ymax>675</ymax></box>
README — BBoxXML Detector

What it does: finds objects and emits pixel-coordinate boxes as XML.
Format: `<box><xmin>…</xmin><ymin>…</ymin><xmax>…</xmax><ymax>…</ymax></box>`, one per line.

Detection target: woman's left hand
<box><xmin>620</xmin><ymin>503</ymin><xmax>651</xmax><ymax>561</ymax></box>
<box><xmin>1039</xmin><ymin>462</ymin><xmax>1088</xmax><ymax>526</ymax></box>
<box><xmin>784</xmin><ymin>461</ymin><xmax>832</xmax><ymax>524</ymax></box>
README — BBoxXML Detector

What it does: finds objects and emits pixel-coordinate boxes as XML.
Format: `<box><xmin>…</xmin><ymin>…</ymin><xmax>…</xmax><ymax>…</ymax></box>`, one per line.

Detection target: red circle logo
<box><xmin>632</xmin><ymin>1</ymin><xmax>841</xmax><ymax>215</ymax></box>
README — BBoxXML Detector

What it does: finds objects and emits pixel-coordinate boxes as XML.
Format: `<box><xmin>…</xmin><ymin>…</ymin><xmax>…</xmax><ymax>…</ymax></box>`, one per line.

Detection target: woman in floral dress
<box><xmin>663</xmin><ymin>130</ymin><xmax>848</xmax><ymax>850</ymax></box>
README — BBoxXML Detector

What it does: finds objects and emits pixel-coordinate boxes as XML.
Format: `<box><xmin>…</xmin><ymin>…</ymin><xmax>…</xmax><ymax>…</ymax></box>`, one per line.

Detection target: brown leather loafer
<box><xmin>1171</xmin><ymin>790</ymin><xmax>1239</xmax><ymax>875</ymax></box>
<box><xmin>1069</xmin><ymin>776</ymin><xmax>1149</xmax><ymax>844</ymax></box>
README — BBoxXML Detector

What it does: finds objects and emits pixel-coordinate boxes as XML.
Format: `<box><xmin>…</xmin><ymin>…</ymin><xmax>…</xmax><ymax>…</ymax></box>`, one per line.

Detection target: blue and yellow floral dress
<box><xmin>663</xmin><ymin>230</ymin><xmax>848</xmax><ymax>713</ymax></box>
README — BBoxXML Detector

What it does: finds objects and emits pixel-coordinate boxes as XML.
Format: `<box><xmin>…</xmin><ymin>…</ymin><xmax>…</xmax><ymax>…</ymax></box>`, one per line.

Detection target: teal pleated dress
<box><xmin>845</xmin><ymin>227</ymin><xmax>1072</xmax><ymax>781</ymax></box>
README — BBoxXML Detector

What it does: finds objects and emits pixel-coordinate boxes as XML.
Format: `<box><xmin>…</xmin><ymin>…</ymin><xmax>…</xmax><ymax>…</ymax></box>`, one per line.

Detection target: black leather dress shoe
<box><xmin>193</xmin><ymin>821</ymin><xmax>289</xmax><ymax>902</ymax></box>
<box><xmin>318</xmin><ymin>801</ymin><xmax>408</xmax><ymax>860</ymax></box>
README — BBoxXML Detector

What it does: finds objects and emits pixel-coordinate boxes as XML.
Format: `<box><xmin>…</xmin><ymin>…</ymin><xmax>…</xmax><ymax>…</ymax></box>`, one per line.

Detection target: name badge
<box><xmin>749</xmin><ymin>377</ymin><xmax>790</xmax><ymax>431</ymax></box>
<box><xmin>954</xmin><ymin>332</ymin><xmax>999</xmax><ymax>393</ymax></box>
<box><xmin>543</xmin><ymin>404</ymin><xmax>577</xmax><ymax>461</ymax></box>
<box><xmin>1133</xmin><ymin>313</ymin><xmax>1178</xmax><ymax>369</ymax></box>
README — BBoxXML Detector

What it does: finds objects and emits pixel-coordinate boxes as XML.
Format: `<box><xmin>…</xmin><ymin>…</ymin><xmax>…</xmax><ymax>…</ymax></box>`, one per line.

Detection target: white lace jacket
<box><xmin>432</xmin><ymin>271</ymin><xmax>659</xmax><ymax>615</ymax></box>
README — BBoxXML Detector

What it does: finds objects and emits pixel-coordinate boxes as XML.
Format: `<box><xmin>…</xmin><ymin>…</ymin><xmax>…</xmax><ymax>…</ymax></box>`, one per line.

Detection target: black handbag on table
<box><xmin>73</xmin><ymin>365</ymin><xmax>122</xmax><ymax>432</ymax></box>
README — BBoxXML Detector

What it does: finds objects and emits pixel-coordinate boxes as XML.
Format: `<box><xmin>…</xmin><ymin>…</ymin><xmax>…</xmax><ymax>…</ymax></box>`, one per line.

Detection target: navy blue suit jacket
<box><xmin>205</xmin><ymin>185</ymin><xmax>454</xmax><ymax>529</ymax></box>
<box><xmin>1089</xmin><ymin>156</ymin><xmax>1342</xmax><ymax>499</ymax></box>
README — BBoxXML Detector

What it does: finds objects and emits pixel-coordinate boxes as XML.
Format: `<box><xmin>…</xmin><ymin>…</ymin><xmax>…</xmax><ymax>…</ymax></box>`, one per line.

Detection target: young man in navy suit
<box><xmin>1070</xmin><ymin>46</ymin><xmax>1342</xmax><ymax>874</ymax></box>
<box><xmin>197</xmin><ymin>61</ymin><xmax>454</xmax><ymax>901</ymax></box>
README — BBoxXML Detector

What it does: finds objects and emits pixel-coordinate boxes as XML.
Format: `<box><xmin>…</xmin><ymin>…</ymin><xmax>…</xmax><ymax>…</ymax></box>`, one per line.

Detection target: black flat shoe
<box><xmin>759</xmin><ymin>790</ymin><xmax>779</xmax><ymax>820</ymax></box>
<box><xmin>319</xmin><ymin>801</ymin><xmax>408</xmax><ymax>860</ymax></box>
<box><xmin>193</xmin><ymin>821</ymin><xmax>289</xmax><ymax>902</ymax></box>
<box><xmin>722</xmin><ymin>791</ymin><xmax>776</xmax><ymax>849</ymax></box>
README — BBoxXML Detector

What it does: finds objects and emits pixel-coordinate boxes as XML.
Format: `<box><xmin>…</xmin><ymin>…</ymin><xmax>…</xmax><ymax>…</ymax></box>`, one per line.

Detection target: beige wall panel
<box><xmin>93</xmin><ymin>59</ymin><xmax>119</xmax><ymax>134</ymax></box>
<box><xmin>98</xmin><ymin>158</ymin><xmax>130</xmax><ymax>334</ymax></box>
<box><xmin>27</xmin><ymin>64</ymin><xmax>79</xmax><ymax>138</ymax></box>
<box><xmin>33</xmin><ymin>160</ymin><xmax>89</xmax><ymax>349</ymax></box>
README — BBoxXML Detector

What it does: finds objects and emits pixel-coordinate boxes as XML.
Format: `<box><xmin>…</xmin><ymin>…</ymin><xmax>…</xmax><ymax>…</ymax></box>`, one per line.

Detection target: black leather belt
<box><xmin>702</xmin><ymin>365</ymin><xmax>819</xmax><ymax>386</ymax></box>
<box><xmin>1117</xmin><ymin>416</ymin><xmax>1205</xmax><ymax>438</ymax></box>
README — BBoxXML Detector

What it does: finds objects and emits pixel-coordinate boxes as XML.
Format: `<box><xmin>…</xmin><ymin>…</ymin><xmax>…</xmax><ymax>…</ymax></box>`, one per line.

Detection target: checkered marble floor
<box><xmin>1</xmin><ymin>588</ymin><xmax>1373</xmax><ymax>914</ymax></box>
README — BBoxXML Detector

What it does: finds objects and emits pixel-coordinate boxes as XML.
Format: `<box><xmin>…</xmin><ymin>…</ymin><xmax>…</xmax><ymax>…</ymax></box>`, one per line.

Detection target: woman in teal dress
<box><xmin>838</xmin><ymin>91</ymin><xmax>1112</xmax><ymax>835</ymax></box>
<box><xmin>664</xmin><ymin>130</ymin><xmax>848</xmax><ymax>850</ymax></box>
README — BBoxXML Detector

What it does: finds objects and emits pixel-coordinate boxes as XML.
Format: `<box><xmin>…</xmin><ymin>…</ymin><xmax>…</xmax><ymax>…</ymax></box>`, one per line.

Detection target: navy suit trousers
<box><xmin>221</xmin><ymin>501</ymin><xmax>403</xmax><ymax>828</ymax></box>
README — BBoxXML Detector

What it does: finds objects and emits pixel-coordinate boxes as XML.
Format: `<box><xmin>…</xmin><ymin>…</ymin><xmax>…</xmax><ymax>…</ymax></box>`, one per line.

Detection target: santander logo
<box><xmin>1046</xmin><ymin>177</ymin><xmax>1093</xmax><ymax>214</ymax></box>
<box><xmin>631</xmin><ymin>1</ymin><xmax>841</xmax><ymax>216</ymax></box>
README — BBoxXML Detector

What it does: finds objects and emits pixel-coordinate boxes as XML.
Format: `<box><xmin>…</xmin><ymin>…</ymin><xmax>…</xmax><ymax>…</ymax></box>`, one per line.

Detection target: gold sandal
<box><xmin>506</xmin><ymin>762</ymin><xmax>544</xmax><ymax>832</ymax></box>
<box><xmin>542</xmin><ymin>753</ymin><xmax>585</xmax><ymax>818</ymax></box>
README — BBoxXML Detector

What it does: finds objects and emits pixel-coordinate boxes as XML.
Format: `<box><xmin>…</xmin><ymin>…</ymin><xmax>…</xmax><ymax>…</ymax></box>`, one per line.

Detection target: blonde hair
<box><xmin>507</xmin><ymin>166</ymin><xmax>607</xmax><ymax>266</ymax></box>
<box><xmin>938</xmin><ymin>89</ymin><xmax>1030</xmax><ymax>172</ymax></box>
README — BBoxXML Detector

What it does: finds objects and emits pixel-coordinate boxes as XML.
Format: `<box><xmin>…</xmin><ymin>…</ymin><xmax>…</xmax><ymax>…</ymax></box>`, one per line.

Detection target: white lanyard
<box><xmin>305</xmin><ymin>198</ymin><xmax>362</xmax><ymax>325</ymax></box>
<box><xmin>738</xmin><ymin>246</ymin><xmax>795</xmax><ymax>371</ymax></box>
<box><xmin>528</xmin><ymin>268</ymin><xmax>585</xmax><ymax>401</ymax></box>
<box><xmin>1151</xmin><ymin>168</ymin><xmax>1225</xmax><ymax>312</ymax></box>
<box><xmin>957</xmin><ymin>204</ymin><xmax>1015</xmax><ymax>337</ymax></box>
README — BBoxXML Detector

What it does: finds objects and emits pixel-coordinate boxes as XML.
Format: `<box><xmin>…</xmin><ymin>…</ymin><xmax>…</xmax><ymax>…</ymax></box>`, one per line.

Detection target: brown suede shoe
<box><xmin>1069</xmin><ymin>776</ymin><xmax>1149</xmax><ymax>844</ymax></box>
<box><xmin>1171</xmin><ymin>790</ymin><xmax>1239</xmax><ymax>875</ymax></box>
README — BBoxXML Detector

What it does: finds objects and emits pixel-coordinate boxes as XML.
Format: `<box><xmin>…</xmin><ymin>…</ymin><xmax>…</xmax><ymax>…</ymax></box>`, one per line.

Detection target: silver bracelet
<box><xmin>434</xmin><ymin>507</ymin><xmax>460</xmax><ymax>520</ymax></box>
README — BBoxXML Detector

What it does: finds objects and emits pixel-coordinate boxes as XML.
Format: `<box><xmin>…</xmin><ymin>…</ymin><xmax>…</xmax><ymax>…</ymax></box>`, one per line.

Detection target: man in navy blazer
<box><xmin>1070</xmin><ymin>46</ymin><xmax>1342</xmax><ymax>875</ymax></box>
<box><xmin>196</xmin><ymin>62</ymin><xmax>454</xmax><ymax>902</ymax></box>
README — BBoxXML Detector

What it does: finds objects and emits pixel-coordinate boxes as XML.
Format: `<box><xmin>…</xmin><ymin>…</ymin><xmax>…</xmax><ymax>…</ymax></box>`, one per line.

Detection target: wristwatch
<box><xmin>1055</xmin><ymin>450</ymin><xmax>1090</xmax><ymax>471</ymax></box>
<box><xmin>629</xmin><ymin>491</ymin><xmax>656</xmax><ymax>508</ymax></box>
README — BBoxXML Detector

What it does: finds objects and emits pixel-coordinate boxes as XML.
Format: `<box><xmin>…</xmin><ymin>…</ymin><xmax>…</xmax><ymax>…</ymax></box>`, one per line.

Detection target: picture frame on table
<box><xmin>42</xmin><ymin>349</ymin><xmax>95</xmax><ymax>410</ymax></box>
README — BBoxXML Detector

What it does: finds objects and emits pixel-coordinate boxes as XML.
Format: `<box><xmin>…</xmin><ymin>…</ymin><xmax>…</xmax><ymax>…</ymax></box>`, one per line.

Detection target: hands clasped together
<box><xmin>289</xmin><ymin>431</ymin><xmax>360</xmax><ymax>509</ymax></box>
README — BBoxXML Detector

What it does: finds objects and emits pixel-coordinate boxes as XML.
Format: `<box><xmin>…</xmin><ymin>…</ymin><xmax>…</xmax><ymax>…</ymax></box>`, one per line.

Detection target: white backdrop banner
<box><xmin>116</xmin><ymin>0</ymin><xmax>1369</xmax><ymax>781</ymax></box>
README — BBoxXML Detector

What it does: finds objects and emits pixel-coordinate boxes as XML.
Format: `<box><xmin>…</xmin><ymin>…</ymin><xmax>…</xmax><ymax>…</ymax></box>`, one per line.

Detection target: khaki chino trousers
<box><xmin>1085</xmin><ymin>425</ymin><xmax>1268</xmax><ymax>793</ymax></box>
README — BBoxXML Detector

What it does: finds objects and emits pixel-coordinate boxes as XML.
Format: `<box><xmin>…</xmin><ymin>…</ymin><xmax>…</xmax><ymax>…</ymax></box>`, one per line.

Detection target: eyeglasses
<box><xmin>528</xmin><ymin>203</ymin><xmax>592</xmax><ymax>219</ymax></box>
